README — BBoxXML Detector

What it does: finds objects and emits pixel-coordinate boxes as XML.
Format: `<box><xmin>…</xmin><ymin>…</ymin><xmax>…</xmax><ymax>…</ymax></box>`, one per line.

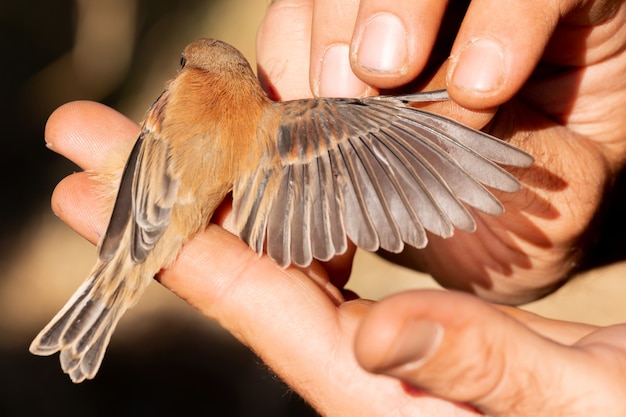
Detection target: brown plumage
<box><xmin>30</xmin><ymin>38</ymin><xmax>534</xmax><ymax>382</ymax></box>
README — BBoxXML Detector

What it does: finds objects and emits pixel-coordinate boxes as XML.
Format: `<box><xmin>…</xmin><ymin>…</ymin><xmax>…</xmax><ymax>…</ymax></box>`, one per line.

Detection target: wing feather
<box><xmin>385</xmin><ymin>119</ymin><xmax>505</xmax><ymax>216</ymax></box>
<box><xmin>289</xmin><ymin>164</ymin><xmax>313</xmax><ymax>267</ymax></box>
<box><xmin>394</xmin><ymin>108</ymin><xmax>525</xmax><ymax>191</ymax></box>
<box><xmin>98</xmin><ymin>125</ymin><xmax>180</xmax><ymax>264</ymax></box>
<box><xmin>266</xmin><ymin>165</ymin><xmax>295</xmax><ymax>267</ymax></box>
<box><xmin>235</xmin><ymin>165</ymin><xmax>275</xmax><ymax>254</ymax></box>
<box><xmin>310</xmin><ymin>152</ymin><xmax>347</xmax><ymax>261</ymax></box>
<box><xmin>98</xmin><ymin>136</ymin><xmax>143</xmax><ymax>261</ymax></box>
<box><xmin>232</xmin><ymin>91</ymin><xmax>534</xmax><ymax>267</ymax></box>
<box><xmin>372</xmin><ymin>128</ymin><xmax>469</xmax><ymax>237</ymax></box>
<box><xmin>130</xmin><ymin>133</ymin><xmax>180</xmax><ymax>262</ymax></box>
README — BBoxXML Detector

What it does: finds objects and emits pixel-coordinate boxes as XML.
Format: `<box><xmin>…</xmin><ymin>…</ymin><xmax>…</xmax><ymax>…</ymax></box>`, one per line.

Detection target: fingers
<box><xmin>349</xmin><ymin>0</ymin><xmax>448</xmax><ymax>89</ymax></box>
<box><xmin>308</xmin><ymin>0</ymin><xmax>450</xmax><ymax>95</ymax></box>
<box><xmin>308</xmin><ymin>0</ymin><xmax>369</xmax><ymax>97</ymax></box>
<box><xmin>258</xmin><ymin>0</ymin><xmax>370</xmax><ymax>98</ymax></box>
<box><xmin>51</xmin><ymin>173</ymin><xmax>106</xmax><ymax>245</ymax></box>
<box><xmin>258</xmin><ymin>0</ymin><xmax>449</xmax><ymax>98</ymax></box>
<box><xmin>445</xmin><ymin>0</ymin><xmax>560</xmax><ymax>108</ymax></box>
<box><xmin>259</xmin><ymin>0</ymin><xmax>624</xmax><ymax>111</ymax></box>
<box><xmin>45</xmin><ymin>101</ymin><xmax>139</xmax><ymax>171</ymax></box>
<box><xmin>353</xmin><ymin>290</ymin><xmax>612</xmax><ymax>416</ymax></box>
<box><xmin>258</xmin><ymin>0</ymin><xmax>560</xmax><ymax>105</ymax></box>
<box><xmin>46</xmin><ymin>101</ymin><xmax>140</xmax><ymax>244</ymax></box>
<box><xmin>256</xmin><ymin>0</ymin><xmax>315</xmax><ymax>100</ymax></box>
<box><xmin>494</xmin><ymin>305</ymin><xmax>597</xmax><ymax>345</ymax></box>
<box><xmin>446</xmin><ymin>0</ymin><xmax>624</xmax><ymax>109</ymax></box>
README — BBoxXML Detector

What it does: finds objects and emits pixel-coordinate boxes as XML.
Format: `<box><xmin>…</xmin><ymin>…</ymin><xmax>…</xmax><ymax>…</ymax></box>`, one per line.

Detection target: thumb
<box><xmin>353</xmin><ymin>290</ymin><xmax>586</xmax><ymax>416</ymax></box>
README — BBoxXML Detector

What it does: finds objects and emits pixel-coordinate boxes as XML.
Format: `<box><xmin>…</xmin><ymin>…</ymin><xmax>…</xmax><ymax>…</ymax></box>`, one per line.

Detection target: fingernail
<box><xmin>317</xmin><ymin>43</ymin><xmax>368</xmax><ymax>97</ymax></box>
<box><xmin>354</xmin><ymin>13</ymin><xmax>408</xmax><ymax>74</ymax></box>
<box><xmin>377</xmin><ymin>319</ymin><xmax>443</xmax><ymax>375</ymax></box>
<box><xmin>449</xmin><ymin>38</ymin><xmax>505</xmax><ymax>93</ymax></box>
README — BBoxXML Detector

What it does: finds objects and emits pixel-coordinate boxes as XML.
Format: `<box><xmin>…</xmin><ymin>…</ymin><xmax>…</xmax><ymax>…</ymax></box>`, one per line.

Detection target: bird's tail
<box><xmin>29</xmin><ymin>260</ymin><xmax>144</xmax><ymax>383</ymax></box>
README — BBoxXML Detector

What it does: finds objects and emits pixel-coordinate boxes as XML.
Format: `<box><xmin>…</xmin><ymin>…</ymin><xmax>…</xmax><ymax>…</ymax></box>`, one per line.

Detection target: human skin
<box><xmin>44</xmin><ymin>0</ymin><xmax>626</xmax><ymax>415</ymax></box>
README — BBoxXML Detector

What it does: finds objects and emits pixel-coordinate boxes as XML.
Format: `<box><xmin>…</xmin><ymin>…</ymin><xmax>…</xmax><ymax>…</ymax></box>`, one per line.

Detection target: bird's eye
<box><xmin>179</xmin><ymin>56</ymin><xmax>187</xmax><ymax>69</ymax></box>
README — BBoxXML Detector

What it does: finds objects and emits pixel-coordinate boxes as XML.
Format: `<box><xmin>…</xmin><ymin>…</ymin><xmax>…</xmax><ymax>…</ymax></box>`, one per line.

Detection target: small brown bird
<box><xmin>30</xmin><ymin>38</ymin><xmax>533</xmax><ymax>382</ymax></box>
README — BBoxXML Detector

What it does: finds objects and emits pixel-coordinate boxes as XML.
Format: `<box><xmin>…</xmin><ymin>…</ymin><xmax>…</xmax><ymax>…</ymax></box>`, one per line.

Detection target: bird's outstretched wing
<box><xmin>232</xmin><ymin>90</ymin><xmax>534</xmax><ymax>267</ymax></box>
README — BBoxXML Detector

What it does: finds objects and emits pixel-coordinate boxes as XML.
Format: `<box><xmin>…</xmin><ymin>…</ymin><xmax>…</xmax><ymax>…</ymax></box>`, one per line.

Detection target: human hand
<box><xmin>353</xmin><ymin>290</ymin><xmax>626</xmax><ymax>417</ymax></box>
<box><xmin>46</xmin><ymin>102</ymin><xmax>626</xmax><ymax>416</ymax></box>
<box><xmin>257</xmin><ymin>0</ymin><xmax>626</xmax><ymax>304</ymax></box>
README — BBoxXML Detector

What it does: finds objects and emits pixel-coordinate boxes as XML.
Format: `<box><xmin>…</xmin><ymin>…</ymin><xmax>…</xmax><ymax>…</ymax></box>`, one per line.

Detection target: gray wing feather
<box><xmin>233</xmin><ymin>91</ymin><xmax>534</xmax><ymax>267</ymax></box>
<box><xmin>98</xmin><ymin>136</ymin><xmax>143</xmax><ymax>261</ymax></box>
<box><xmin>235</xmin><ymin>165</ymin><xmax>276</xmax><ymax>256</ymax></box>
<box><xmin>130</xmin><ymin>133</ymin><xmax>179</xmax><ymax>262</ymax></box>
<box><xmin>309</xmin><ymin>154</ymin><xmax>348</xmax><ymax>261</ymax></box>
<box><xmin>98</xmin><ymin>129</ymin><xmax>179</xmax><ymax>264</ymax></box>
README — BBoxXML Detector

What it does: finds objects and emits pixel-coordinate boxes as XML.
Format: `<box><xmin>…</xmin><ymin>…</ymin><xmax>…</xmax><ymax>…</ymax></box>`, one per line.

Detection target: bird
<box><xmin>30</xmin><ymin>38</ymin><xmax>534</xmax><ymax>383</ymax></box>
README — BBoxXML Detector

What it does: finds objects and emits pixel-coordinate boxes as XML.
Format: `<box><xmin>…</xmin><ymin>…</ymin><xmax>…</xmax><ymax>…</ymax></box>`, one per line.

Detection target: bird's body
<box><xmin>30</xmin><ymin>39</ymin><xmax>533</xmax><ymax>382</ymax></box>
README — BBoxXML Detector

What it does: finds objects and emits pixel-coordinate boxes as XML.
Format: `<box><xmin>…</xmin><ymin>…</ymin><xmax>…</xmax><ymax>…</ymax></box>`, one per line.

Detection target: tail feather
<box><xmin>29</xmin><ymin>262</ymin><xmax>133</xmax><ymax>383</ymax></box>
<box><xmin>61</xmin><ymin>314</ymin><xmax>117</xmax><ymax>383</ymax></box>
<box><xmin>30</xmin><ymin>269</ymin><xmax>99</xmax><ymax>355</ymax></box>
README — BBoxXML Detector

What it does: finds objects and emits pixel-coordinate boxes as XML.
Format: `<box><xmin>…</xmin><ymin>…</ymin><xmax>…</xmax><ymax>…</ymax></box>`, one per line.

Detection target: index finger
<box><xmin>45</xmin><ymin>100</ymin><xmax>139</xmax><ymax>171</ymax></box>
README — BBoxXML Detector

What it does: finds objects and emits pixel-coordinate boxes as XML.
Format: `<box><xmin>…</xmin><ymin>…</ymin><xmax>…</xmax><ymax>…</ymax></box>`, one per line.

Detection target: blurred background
<box><xmin>3</xmin><ymin>0</ymin><xmax>626</xmax><ymax>416</ymax></box>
